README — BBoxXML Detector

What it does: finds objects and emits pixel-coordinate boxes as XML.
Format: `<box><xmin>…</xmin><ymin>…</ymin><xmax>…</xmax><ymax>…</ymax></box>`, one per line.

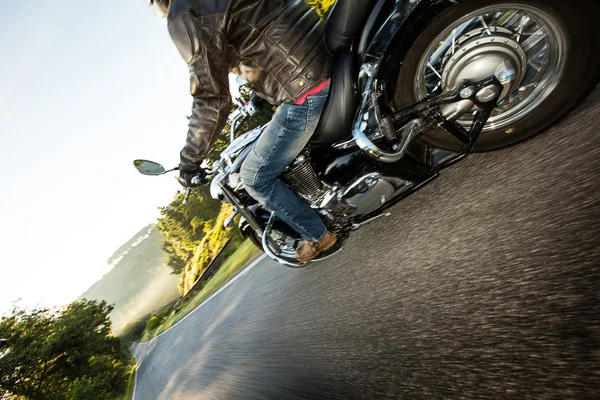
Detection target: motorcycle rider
<box><xmin>149</xmin><ymin>0</ymin><xmax>337</xmax><ymax>261</ymax></box>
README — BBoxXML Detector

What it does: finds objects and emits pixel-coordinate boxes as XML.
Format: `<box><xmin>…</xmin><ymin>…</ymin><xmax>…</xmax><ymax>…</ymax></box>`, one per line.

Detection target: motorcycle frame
<box><xmin>225</xmin><ymin>0</ymin><xmax>503</xmax><ymax>265</ymax></box>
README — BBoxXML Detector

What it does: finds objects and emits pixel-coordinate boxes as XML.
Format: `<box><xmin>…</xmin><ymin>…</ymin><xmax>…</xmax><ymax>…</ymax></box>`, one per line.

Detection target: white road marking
<box><xmin>131</xmin><ymin>253</ymin><xmax>267</xmax><ymax>400</ymax></box>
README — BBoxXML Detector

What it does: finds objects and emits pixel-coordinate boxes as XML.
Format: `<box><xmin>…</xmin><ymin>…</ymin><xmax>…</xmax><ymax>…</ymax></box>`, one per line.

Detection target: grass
<box><xmin>139</xmin><ymin>239</ymin><xmax>261</xmax><ymax>341</ymax></box>
<box><xmin>122</xmin><ymin>365</ymin><xmax>136</xmax><ymax>400</ymax></box>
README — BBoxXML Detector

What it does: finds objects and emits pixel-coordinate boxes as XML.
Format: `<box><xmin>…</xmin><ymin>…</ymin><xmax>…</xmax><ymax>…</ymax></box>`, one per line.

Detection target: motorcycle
<box><xmin>135</xmin><ymin>0</ymin><xmax>600</xmax><ymax>267</ymax></box>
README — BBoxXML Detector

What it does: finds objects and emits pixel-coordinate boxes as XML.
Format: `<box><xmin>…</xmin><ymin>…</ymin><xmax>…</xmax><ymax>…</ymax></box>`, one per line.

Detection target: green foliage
<box><xmin>306</xmin><ymin>0</ymin><xmax>335</xmax><ymax>17</ymax></box>
<box><xmin>80</xmin><ymin>225</ymin><xmax>179</xmax><ymax>335</ymax></box>
<box><xmin>142</xmin><ymin>238</ymin><xmax>262</xmax><ymax>340</ymax></box>
<box><xmin>123</xmin><ymin>366</ymin><xmax>137</xmax><ymax>400</ymax></box>
<box><xmin>118</xmin><ymin>315</ymin><xmax>152</xmax><ymax>346</ymax></box>
<box><xmin>156</xmin><ymin>185</ymin><xmax>222</xmax><ymax>276</ymax></box>
<box><xmin>0</xmin><ymin>300</ymin><xmax>129</xmax><ymax>400</ymax></box>
<box><xmin>157</xmin><ymin>63</ymin><xmax>274</xmax><ymax>292</ymax></box>
<box><xmin>182</xmin><ymin>205</ymin><xmax>236</xmax><ymax>293</ymax></box>
<box><xmin>206</xmin><ymin>85</ymin><xmax>275</xmax><ymax>164</ymax></box>
<box><xmin>145</xmin><ymin>316</ymin><xmax>163</xmax><ymax>332</ymax></box>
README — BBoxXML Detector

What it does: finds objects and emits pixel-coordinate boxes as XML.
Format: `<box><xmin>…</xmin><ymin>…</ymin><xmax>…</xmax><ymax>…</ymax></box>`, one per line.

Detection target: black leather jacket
<box><xmin>167</xmin><ymin>0</ymin><xmax>332</xmax><ymax>169</ymax></box>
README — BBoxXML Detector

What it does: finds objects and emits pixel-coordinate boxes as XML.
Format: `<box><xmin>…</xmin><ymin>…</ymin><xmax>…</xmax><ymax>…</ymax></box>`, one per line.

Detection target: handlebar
<box><xmin>230</xmin><ymin>99</ymin><xmax>259</xmax><ymax>143</ymax></box>
<box><xmin>182</xmin><ymin>173</ymin><xmax>211</xmax><ymax>204</ymax></box>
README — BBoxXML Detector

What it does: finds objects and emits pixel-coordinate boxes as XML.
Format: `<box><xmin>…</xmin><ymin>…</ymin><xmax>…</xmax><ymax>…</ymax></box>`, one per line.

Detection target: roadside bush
<box><xmin>119</xmin><ymin>315</ymin><xmax>151</xmax><ymax>345</ymax></box>
<box><xmin>145</xmin><ymin>316</ymin><xmax>163</xmax><ymax>331</ymax></box>
<box><xmin>0</xmin><ymin>300</ymin><xmax>130</xmax><ymax>399</ymax></box>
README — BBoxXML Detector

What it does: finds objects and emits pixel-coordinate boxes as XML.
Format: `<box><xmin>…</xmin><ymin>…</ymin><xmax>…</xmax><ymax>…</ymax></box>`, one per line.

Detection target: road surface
<box><xmin>132</xmin><ymin>88</ymin><xmax>600</xmax><ymax>399</ymax></box>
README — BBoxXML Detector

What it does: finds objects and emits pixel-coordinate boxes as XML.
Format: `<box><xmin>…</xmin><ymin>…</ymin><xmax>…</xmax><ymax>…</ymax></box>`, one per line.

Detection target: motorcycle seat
<box><xmin>311</xmin><ymin>0</ymin><xmax>375</xmax><ymax>145</ymax></box>
<box><xmin>310</xmin><ymin>52</ymin><xmax>356</xmax><ymax>145</ymax></box>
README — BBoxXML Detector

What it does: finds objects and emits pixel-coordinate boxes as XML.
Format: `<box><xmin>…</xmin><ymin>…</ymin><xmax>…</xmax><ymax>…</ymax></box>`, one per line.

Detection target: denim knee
<box><xmin>240</xmin><ymin>160</ymin><xmax>256</xmax><ymax>194</ymax></box>
<box><xmin>240</xmin><ymin>158</ymin><xmax>270</xmax><ymax>201</ymax></box>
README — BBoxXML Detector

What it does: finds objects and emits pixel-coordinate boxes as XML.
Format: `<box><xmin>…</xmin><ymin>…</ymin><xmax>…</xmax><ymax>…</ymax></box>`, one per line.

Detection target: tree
<box><xmin>156</xmin><ymin>184</ymin><xmax>222</xmax><ymax>275</ymax></box>
<box><xmin>306</xmin><ymin>0</ymin><xmax>335</xmax><ymax>17</ymax></box>
<box><xmin>0</xmin><ymin>300</ymin><xmax>129</xmax><ymax>400</ymax></box>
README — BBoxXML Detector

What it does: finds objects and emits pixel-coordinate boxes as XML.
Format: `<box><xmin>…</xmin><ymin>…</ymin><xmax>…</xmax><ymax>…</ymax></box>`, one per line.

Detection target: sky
<box><xmin>0</xmin><ymin>1</ymin><xmax>237</xmax><ymax>313</ymax></box>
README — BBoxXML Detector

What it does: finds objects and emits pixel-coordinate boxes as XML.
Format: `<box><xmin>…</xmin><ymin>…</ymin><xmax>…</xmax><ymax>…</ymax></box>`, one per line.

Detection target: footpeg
<box><xmin>224</xmin><ymin>210</ymin><xmax>238</xmax><ymax>228</ymax></box>
<box><xmin>351</xmin><ymin>212</ymin><xmax>391</xmax><ymax>230</ymax></box>
<box><xmin>262</xmin><ymin>212</ymin><xmax>307</xmax><ymax>268</ymax></box>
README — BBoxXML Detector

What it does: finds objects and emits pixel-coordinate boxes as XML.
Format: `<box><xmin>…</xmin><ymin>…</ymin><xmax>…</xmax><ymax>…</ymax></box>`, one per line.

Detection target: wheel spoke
<box><xmin>521</xmin><ymin>27</ymin><xmax>547</xmax><ymax>52</ymax></box>
<box><xmin>497</xmin><ymin>10</ymin><xmax>522</xmax><ymax>31</ymax></box>
<box><xmin>427</xmin><ymin>62</ymin><xmax>443</xmax><ymax>80</ymax></box>
<box><xmin>478</xmin><ymin>16</ymin><xmax>492</xmax><ymax>35</ymax></box>
<box><xmin>514</xmin><ymin>15</ymin><xmax>531</xmax><ymax>43</ymax></box>
<box><xmin>451</xmin><ymin>29</ymin><xmax>457</xmax><ymax>55</ymax></box>
<box><xmin>416</xmin><ymin>6</ymin><xmax>564</xmax><ymax>132</ymax></box>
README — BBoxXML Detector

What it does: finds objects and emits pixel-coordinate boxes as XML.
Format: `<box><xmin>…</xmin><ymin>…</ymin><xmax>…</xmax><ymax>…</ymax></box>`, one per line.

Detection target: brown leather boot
<box><xmin>296</xmin><ymin>231</ymin><xmax>337</xmax><ymax>262</ymax></box>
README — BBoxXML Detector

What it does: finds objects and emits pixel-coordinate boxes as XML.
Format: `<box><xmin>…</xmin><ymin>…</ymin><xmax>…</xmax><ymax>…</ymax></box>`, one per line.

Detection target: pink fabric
<box><xmin>294</xmin><ymin>79</ymin><xmax>330</xmax><ymax>105</ymax></box>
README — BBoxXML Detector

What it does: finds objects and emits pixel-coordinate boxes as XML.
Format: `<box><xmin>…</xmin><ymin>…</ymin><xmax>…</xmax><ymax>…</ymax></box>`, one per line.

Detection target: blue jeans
<box><xmin>240</xmin><ymin>87</ymin><xmax>329</xmax><ymax>241</ymax></box>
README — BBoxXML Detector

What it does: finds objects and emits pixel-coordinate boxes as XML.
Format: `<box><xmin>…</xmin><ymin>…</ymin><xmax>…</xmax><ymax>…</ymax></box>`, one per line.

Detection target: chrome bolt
<box><xmin>476</xmin><ymin>85</ymin><xmax>500</xmax><ymax>103</ymax></box>
<box><xmin>460</xmin><ymin>86</ymin><xmax>475</xmax><ymax>98</ymax></box>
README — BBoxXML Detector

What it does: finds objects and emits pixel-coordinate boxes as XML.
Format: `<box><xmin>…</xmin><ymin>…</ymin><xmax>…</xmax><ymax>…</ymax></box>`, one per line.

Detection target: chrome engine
<box><xmin>212</xmin><ymin>127</ymin><xmax>412</xmax><ymax>219</ymax></box>
<box><xmin>281</xmin><ymin>155</ymin><xmax>324</xmax><ymax>202</ymax></box>
<box><xmin>334</xmin><ymin>173</ymin><xmax>409</xmax><ymax>215</ymax></box>
<box><xmin>281</xmin><ymin>154</ymin><xmax>411</xmax><ymax>218</ymax></box>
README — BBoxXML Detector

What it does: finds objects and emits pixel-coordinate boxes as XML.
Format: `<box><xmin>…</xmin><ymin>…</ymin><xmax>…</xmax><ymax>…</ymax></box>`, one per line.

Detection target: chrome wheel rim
<box><xmin>415</xmin><ymin>4</ymin><xmax>567</xmax><ymax>132</ymax></box>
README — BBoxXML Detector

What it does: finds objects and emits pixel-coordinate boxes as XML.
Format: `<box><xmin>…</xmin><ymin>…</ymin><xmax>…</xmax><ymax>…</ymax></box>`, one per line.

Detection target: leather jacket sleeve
<box><xmin>168</xmin><ymin>12</ymin><xmax>233</xmax><ymax>170</ymax></box>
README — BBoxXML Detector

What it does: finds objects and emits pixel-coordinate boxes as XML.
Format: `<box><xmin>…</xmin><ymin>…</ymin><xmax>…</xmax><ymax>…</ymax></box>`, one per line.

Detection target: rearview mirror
<box><xmin>133</xmin><ymin>160</ymin><xmax>167</xmax><ymax>175</ymax></box>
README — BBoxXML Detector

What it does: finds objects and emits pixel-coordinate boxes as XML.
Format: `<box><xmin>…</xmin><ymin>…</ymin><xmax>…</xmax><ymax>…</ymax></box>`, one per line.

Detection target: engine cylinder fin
<box><xmin>282</xmin><ymin>157</ymin><xmax>323</xmax><ymax>198</ymax></box>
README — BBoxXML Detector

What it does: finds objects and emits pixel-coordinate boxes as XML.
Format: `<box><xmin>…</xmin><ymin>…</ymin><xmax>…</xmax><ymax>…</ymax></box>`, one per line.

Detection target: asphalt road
<box><xmin>132</xmin><ymin>87</ymin><xmax>600</xmax><ymax>400</ymax></box>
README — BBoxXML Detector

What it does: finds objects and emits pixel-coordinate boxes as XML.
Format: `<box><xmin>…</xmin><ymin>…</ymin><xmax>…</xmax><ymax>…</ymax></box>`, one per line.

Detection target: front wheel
<box><xmin>394</xmin><ymin>0</ymin><xmax>600</xmax><ymax>151</ymax></box>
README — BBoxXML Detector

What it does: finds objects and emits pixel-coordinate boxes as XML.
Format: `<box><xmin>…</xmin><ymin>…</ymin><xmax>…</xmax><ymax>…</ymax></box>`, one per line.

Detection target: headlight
<box><xmin>210</xmin><ymin>174</ymin><xmax>229</xmax><ymax>202</ymax></box>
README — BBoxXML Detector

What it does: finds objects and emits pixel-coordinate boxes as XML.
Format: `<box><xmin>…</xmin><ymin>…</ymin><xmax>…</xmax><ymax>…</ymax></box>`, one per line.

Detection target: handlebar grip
<box><xmin>191</xmin><ymin>175</ymin><xmax>203</xmax><ymax>186</ymax></box>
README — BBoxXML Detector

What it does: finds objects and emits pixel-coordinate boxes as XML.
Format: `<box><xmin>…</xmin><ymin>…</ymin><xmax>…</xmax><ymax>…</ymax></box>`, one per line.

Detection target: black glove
<box><xmin>178</xmin><ymin>166</ymin><xmax>207</xmax><ymax>187</ymax></box>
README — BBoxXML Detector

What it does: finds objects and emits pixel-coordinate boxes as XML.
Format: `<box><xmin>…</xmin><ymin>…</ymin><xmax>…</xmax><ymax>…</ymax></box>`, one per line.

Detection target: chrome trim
<box><xmin>354</xmin><ymin>116</ymin><xmax>421</xmax><ymax>163</ymax></box>
<box><xmin>224</xmin><ymin>209</ymin><xmax>238</xmax><ymax>228</ymax></box>
<box><xmin>332</xmin><ymin>137</ymin><xmax>357</xmax><ymax>150</ymax></box>
<box><xmin>210</xmin><ymin>173</ymin><xmax>226</xmax><ymax>200</ymax></box>
<box><xmin>352</xmin><ymin>0</ymin><xmax>423</xmax><ymax>162</ymax></box>
<box><xmin>351</xmin><ymin>212</ymin><xmax>391</xmax><ymax>230</ymax></box>
<box><xmin>262</xmin><ymin>212</ymin><xmax>307</xmax><ymax>267</ymax></box>
<box><xmin>415</xmin><ymin>5</ymin><xmax>567</xmax><ymax>132</ymax></box>
<box><xmin>221</xmin><ymin>126</ymin><xmax>262</xmax><ymax>162</ymax></box>
<box><xmin>341</xmin><ymin>172</ymin><xmax>381</xmax><ymax>197</ymax></box>
<box><xmin>317</xmin><ymin>171</ymin><xmax>412</xmax><ymax>216</ymax></box>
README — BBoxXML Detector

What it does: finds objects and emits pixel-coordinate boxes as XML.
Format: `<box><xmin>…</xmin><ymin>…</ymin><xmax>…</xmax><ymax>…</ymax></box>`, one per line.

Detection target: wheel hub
<box><xmin>441</xmin><ymin>27</ymin><xmax>527</xmax><ymax>102</ymax></box>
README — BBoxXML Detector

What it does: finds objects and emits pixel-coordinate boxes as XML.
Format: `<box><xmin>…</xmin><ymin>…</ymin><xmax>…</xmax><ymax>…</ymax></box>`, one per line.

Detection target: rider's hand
<box><xmin>178</xmin><ymin>166</ymin><xmax>207</xmax><ymax>187</ymax></box>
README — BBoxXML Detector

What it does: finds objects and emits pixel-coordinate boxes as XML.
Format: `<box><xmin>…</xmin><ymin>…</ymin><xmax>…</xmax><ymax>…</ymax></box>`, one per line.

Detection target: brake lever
<box><xmin>182</xmin><ymin>174</ymin><xmax>207</xmax><ymax>205</ymax></box>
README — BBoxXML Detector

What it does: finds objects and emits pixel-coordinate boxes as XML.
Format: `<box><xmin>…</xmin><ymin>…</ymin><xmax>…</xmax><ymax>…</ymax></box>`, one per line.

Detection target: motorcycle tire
<box><xmin>394</xmin><ymin>0</ymin><xmax>600</xmax><ymax>152</ymax></box>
